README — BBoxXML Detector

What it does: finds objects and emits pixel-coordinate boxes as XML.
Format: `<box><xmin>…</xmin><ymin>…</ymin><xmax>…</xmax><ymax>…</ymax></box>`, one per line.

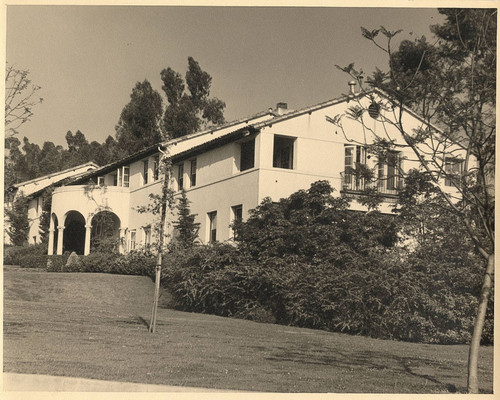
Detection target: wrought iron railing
<box><xmin>340</xmin><ymin>171</ymin><xmax>402</xmax><ymax>196</ymax></box>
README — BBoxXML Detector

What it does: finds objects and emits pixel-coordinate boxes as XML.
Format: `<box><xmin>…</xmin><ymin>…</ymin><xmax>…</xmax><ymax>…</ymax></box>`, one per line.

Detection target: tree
<box><xmin>335</xmin><ymin>9</ymin><xmax>495</xmax><ymax>393</ymax></box>
<box><xmin>5</xmin><ymin>63</ymin><xmax>43</xmax><ymax>137</ymax></box>
<box><xmin>115</xmin><ymin>80</ymin><xmax>164</xmax><ymax>156</ymax></box>
<box><xmin>161</xmin><ymin>57</ymin><xmax>226</xmax><ymax>138</ymax></box>
<box><xmin>5</xmin><ymin>195</ymin><xmax>29</xmax><ymax>246</ymax></box>
<box><xmin>38</xmin><ymin>188</ymin><xmax>53</xmax><ymax>244</ymax></box>
<box><xmin>171</xmin><ymin>189</ymin><xmax>200</xmax><ymax>248</ymax></box>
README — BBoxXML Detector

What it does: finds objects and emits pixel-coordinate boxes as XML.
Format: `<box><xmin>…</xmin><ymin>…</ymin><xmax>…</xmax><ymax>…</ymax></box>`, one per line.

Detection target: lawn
<box><xmin>3</xmin><ymin>265</ymin><xmax>494</xmax><ymax>393</ymax></box>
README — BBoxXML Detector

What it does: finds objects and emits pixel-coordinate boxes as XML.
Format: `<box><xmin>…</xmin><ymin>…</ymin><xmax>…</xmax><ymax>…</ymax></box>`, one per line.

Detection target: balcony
<box><xmin>52</xmin><ymin>185</ymin><xmax>131</xmax><ymax>225</ymax></box>
<box><xmin>340</xmin><ymin>171</ymin><xmax>402</xmax><ymax>198</ymax></box>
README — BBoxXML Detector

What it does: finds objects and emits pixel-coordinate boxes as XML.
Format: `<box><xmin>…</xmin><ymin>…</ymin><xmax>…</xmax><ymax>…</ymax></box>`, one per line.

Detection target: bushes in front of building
<box><xmin>162</xmin><ymin>240</ymin><xmax>490</xmax><ymax>345</ymax></box>
<box><xmin>3</xmin><ymin>243</ymin><xmax>48</xmax><ymax>267</ymax></box>
<box><xmin>160</xmin><ymin>181</ymin><xmax>493</xmax><ymax>345</ymax></box>
<box><xmin>46</xmin><ymin>249</ymin><xmax>156</xmax><ymax>277</ymax></box>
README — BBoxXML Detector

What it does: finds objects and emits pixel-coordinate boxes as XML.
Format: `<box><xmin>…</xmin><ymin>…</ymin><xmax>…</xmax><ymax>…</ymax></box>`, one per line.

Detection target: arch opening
<box><xmin>64</xmin><ymin>211</ymin><xmax>86</xmax><ymax>255</ymax></box>
<box><xmin>90</xmin><ymin>211</ymin><xmax>121</xmax><ymax>253</ymax></box>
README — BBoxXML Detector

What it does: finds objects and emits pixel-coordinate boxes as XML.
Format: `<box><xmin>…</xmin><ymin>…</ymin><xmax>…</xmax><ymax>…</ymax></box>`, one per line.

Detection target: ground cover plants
<box><xmin>3</xmin><ymin>265</ymin><xmax>493</xmax><ymax>393</ymax></box>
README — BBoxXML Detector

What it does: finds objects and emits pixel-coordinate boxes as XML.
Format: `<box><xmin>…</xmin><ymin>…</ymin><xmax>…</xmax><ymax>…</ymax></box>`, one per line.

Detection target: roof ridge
<box><xmin>12</xmin><ymin>161</ymin><xmax>99</xmax><ymax>188</ymax></box>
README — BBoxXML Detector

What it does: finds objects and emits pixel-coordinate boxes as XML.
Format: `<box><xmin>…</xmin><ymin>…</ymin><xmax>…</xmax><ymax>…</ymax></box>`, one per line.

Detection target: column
<box><xmin>47</xmin><ymin>228</ymin><xmax>55</xmax><ymax>255</ymax></box>
<box><xmin>84</xmin><ymin>224</ymin><xmax>92</xmax><ymax>256</ymax></box>
<box><xmin>56</xmin><ymin>226</ymin><xmax>64</xmax><ymax>255</ymax></box>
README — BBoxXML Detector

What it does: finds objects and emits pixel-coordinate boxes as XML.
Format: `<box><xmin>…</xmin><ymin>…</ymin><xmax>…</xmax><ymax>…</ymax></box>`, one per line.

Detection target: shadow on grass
<box><xmin>264</xmin><ymin>345</ymin><xmax>460</xmax><ymax>393</ymax></box>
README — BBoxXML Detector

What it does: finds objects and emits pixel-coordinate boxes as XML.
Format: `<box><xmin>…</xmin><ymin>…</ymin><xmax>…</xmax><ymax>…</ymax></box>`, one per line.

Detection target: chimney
<box><xmin>276</xmin><ymin>102</ymin><xmax>288</xmax><ymax>115</ymax></box>
<box><xmin>348</xmin><ymin>81</ymin><xmax>356</xmax><ymax>95</ymax></box>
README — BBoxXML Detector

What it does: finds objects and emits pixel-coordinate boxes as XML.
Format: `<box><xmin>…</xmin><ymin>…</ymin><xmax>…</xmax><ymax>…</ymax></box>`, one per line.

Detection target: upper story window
<box><xmin>444</xmin><ymin>158</ymin><xmax>463</xmax><ymax>187</ymax></box>
<box><xmin>178</xmin><ymin>163</ymin><xmax>184</xmax><ymax>191</ymax></box>
<box><xmin>377</xmin><ymin>151</ymin><xmax>401</xmax><ymax>192</ymax></box>
<box><xmin>240</xmin><ymin>139</ymin><xmax>255</xmax><ymax>171</ymax></box>
<box><xmin>273</xmin><ymin>135</ymin><xmax>295</xmax><ymax>169</ymax></box>
<box><xmin>117</xmin><ymin>166</ymin><xmax>130</xmax><ymax>188</ymax></box>
<box><xmin>153</xmin><ymin>155</ymin><xmax>160</xmax><ymax>181</ymax></box>
<box><xmin>123</xmin><ymin>166</ymin><xmax>130</xmax><ymax>188</ymax></box>
<box><xmin>344</xmin><ymin>145</ymin><xmax>367</xmax><ymax>191</ymax></box>
<box><xmin>143</xmin><ymin>160</ymin><xmax>149</xmax><ymax>185</ymax></box>
<box><xmin>190</xmin><ymin>159</ymin><xmax>197</xmax><ymax>187</ymax></box>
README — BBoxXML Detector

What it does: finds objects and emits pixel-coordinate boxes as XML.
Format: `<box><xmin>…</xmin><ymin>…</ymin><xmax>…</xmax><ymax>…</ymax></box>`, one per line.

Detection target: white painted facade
<box><xmin>4</xmin><ymin>162</ymin><xmax>99</xmax><ymax>245</ymax></box>
<box><xmin>46</xmin><ymin>91</ymin><xmax>464</xmax><ymax>255</ymax></box>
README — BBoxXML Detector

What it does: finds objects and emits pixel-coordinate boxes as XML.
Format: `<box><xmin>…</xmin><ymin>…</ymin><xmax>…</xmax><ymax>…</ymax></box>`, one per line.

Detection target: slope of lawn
<box><xmin>3</xmin><ymin>265</ymin><xmax>494</xmax><ymax>393</ymax></box>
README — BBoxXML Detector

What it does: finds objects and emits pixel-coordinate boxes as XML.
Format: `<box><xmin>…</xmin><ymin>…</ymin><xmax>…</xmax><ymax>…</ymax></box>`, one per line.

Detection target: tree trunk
<box><xmin>149</xmin><ymin>178</ymin><xmax>169</xmax><ymax>333</ymax></box>
<box><xmin>467</xmin><ymin>252</ymin><xmax>494</xmax><ymax>393</ymax></box>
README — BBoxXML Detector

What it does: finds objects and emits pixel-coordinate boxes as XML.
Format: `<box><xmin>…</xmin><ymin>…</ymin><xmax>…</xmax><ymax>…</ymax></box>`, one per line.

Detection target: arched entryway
<box><xmin>64</xmin><ymin>211</ymin><xmax>86</xmax><ymax>255</ymax></box>
<box><xmin>90</xmin><ymin>211</ymin><xmax>121</xmax><ymax>253</ymax></box>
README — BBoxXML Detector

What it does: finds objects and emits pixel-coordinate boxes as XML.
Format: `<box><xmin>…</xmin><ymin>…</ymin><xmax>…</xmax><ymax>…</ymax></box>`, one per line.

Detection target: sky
<box><xmin>6</xmin><ymin>5</ymin><xmax>445</xmax><ymax>147</ymax></box>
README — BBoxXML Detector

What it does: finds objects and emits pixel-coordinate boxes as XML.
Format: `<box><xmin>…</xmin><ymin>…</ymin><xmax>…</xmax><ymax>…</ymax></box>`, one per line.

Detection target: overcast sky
<box><xmin>6</xmin><ymin>5</ymin><xmax>444</xmax><ymax>146</ymax></box>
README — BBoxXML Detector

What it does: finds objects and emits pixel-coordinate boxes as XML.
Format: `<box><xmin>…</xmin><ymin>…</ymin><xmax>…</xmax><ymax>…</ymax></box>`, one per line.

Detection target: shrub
<box><xmin>3</xmin><ymin>246</ymin><xmax>28</xmax><ymax>265</ymax></box>
<box><xmin>64</xmin><ymin>252</ymin><xmax>83</xmax><ymax>271</ymax></box>
<box><xmin>4</xmin><ymin>244</ymin><xmax>48</xmax><ymax>268</ymax></box>
<box><xmin>79</xmin><ymin>252</ymin><xmax>114</xmax><ymax>273</ymax></box>
<box><xmin>112</xmin><ymin>250</ymin><xmax>156</xmax><ymax>276</ymax></box>
<box><xmin>47</xmin><ymin>254</ymin><xmax>70</xmax><ymax>272</ymax></box>
<box><xmin>47</xmin><ymin>249</ymin><xmax>156</xmax><ymax>277</ymax></box>
<box><xmin>161</xmin><ymin>244</ymin><xmax>280</xmax><ymax>323</ymax></box>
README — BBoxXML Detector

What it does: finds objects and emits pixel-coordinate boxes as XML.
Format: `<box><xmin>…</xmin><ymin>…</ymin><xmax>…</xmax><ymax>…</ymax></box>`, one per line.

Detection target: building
<box><xmin>4</xmin><ymin>162</ymin><xmax>99</xmax><ymax>246</ymax></box>
<box><xmin>43</xmin><ymin>89</ymin><xmax>463</xmax><ymax>256</ymax></box>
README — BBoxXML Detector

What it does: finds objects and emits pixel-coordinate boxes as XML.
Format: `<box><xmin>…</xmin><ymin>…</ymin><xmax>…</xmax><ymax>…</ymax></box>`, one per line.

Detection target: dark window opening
<box><xmin>240</xmin><ymin>139</ymin><xmax>255</xmax><ymax>171</ymax></box>
<box><xmin>445</xmin><ymin>158</ymin><xmax>463</xmax><ymax>187</ymax></box>
<box><xmin>153</xmin><ymin>156</ymin><xmax>160</xmax><ymax>181</ymax></box>
<box><xmin>143</xmin><ymin>160</ymin><xmax>149</xmax><ymax>185</ymax></box>
<box><xmin>273</xmin><ymin>136</ymin><xmax>295</xmax><ymax>169</ymax></box>
<box><xmin>178</xmin><ymin>164</ymin><xmax>184</xmax><ymax>190</ymax></box>
<box><xmin>208</xmin><ymin>211</ymin><xmax>217</xmax><ymax>243</ymax></box>
<box><xmin>190</xmin><ymin>159</ymin><xmax>197</xmax><ymax>187</ymax></box>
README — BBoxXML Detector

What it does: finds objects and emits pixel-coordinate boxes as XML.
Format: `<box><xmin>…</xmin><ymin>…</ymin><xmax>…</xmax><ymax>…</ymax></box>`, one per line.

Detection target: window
<box><xmin>344</xmin><ymin>145</ymin><xmax>366</xmax><ymax>191</ymax></box>
<box><xmin>377</xmin><ymin>151</ymin><xmax>401</xmax><ymax>192</ymax></box>
<box><xmin>97</xmin><ymin>176</ymin><xmax>105</xmax><ymax>186</ymax></box>
<box><xmin>445</xmin><ymin>158</ymin><xmax>463</xmax><ymax>187</ymax></box>
<box><xmin>208</xmin><ymin>211</ymin><xmax>217</xmax><ymax>243</ymax></box>
<box><xmin>122</xmin><ymin>166</ymin><xmax>130</xmax><ymax>188</ymax></box>
<box><xmin>273</xmin><ymin>136</ymin><xmax>295</xmax><ymax>169</ymax></box>
<box><xmin>143</xmin><ymin>160</ymin><xmax>149</xmax><ymax>185</ymax></box>
<box><xmin>153</xmin><ymin>155</ymin><xmax>160</xmax><ymax>181</ymax></box>
<box><xmin>231</xmin><ymin>205</ymin><xmax>243</xmax><ymax>239</ymax></box>
<box><xmin>130</xmin><ymin>230</ymin><xmax>136</xmax><ymax>251</ymax></box>
<box><xmin>143</xmin><ymin>226</ymin><xmax>151</xmax><ymax>248</ymax></box>
<box><xmin>240</xmin><ymin>139</ymin><xmax>255</xmax><ymax>171</ymax></box>
<box><xmin>190</xmin><ymin>159</ymin><xmax>197</xmax><ymax>187</ymax></box>
<box><xmin>112</xmin><ymin>173</ymin><xmax>118</xmax><ymax>186</ymax></box>
<box><xmin>178</xmin><ymin>164</ymin><xmax>184</xmax><ymax>190</ymax></box>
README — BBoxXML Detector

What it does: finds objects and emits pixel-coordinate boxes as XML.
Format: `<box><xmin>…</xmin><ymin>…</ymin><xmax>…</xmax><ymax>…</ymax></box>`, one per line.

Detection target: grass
<box><xmin>3</xmin><ymin>265</ymin><xmax>494</xmax><ymax>393</ymax></box>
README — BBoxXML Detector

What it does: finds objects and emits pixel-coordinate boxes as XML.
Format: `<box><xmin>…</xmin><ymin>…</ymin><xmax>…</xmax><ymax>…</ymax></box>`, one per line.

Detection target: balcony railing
<box><xmin>340</xmin><ymin>171</ymin><xmax>402</xmax><ymax>196</ymax></box>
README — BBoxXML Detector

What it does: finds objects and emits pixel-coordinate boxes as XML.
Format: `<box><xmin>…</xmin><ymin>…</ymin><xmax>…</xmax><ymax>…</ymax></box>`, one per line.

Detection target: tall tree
<box><xmin>5</xmin><ymin>63</ymin><xmax>43</xmax><ymax>137</ymax></box>
<box><xmin>115</xmin><ymin>80</ymin><xmax>164</xmax><ymax>156</ymax></box>
<box><xmin>5</xmin><ymin>195</ymin><xmax>29</xmax><ymax>246</ymax></box>
<box><xmin>171</xmin><ymin>189</ymin><xmax>200</xmax><ymax>248</ymax></box>
<box><xmin>161</xmin><ymin>57</ymin><xmax>226</xmax><ymax>138</ymax></box>
<box><xmin>335</xmin><ymin>9</ymin><xmax>495</xmax><ymax>393</ymax></box>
